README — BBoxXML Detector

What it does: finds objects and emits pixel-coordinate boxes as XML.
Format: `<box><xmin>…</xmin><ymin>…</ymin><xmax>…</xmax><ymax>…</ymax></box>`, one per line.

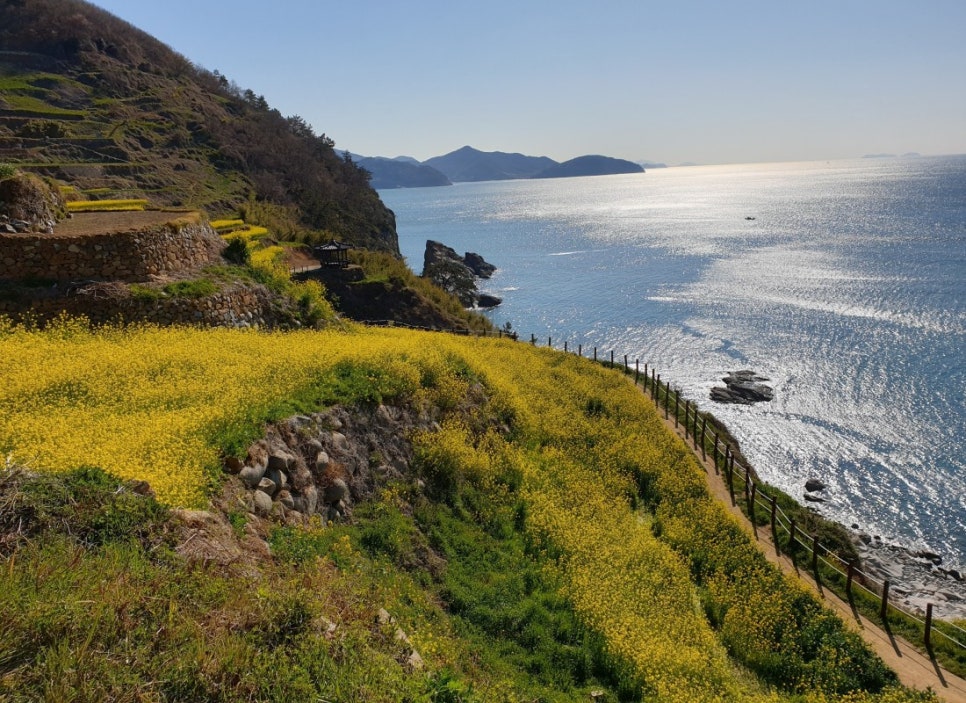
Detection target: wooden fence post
<box><xmin>749</xmin><ymin>483</ymin><xmax>757</xmax><ymax>537</ymax></box>
<box><xmin>610</xmin><ymin>350</ymin><xmax>615</xmax><ymax>365</ymax></box>
<box><xmin>531</xmin><ymin>334</ymin><xmax>536</xmax><ymax>345</ymax></box>
<box><xmin>548</xmin><ymin>336</ymin><xmax>552</xmax><ymax>348</ymax></box>
<box><xmin>726</xmin><ymin>447</ymin><xmax>735</xmax><ymax>505</ymax></box>
<box><xmin>700</xmin><ymin>417</ymin><xmax>707</xmax><ymax>460</ymax></box>
<box><xmin>788</xmin><ymin>520</ymin><xmax>797</xmax><ymax>565</ymax></box>
<box><xmin>635</xmin><ymin>359</ymin><xmax>639</xmax><ymax>382</ymax></box>
<box><xmin>925</xmin><ymin>603</ymin><xmax>933</xmax><ymax>650</ymax></box>
<box><xmin>624</xmin><ymin>354</ymin><xmax>628</xmax><ymax>371</ymax></box>
<box><xmin>770</xmin><ymin>496</ymin><xmax>779</xmax><ymax>555</ymax></box>
<box><xmin>683</xmin><ymin>401</ymin><xmax>689</xmax><ymax>437</ymax></box>
<box><xmin>880</xmin><ymin>581</ymin><xmax>890</xmax><ymax>623</ymax></box>
<box><xmin>578</xmin><ymin>344</ymin><xmax>582</xmax><ymax>357</ymax></box>
<box><xmin>564</xmin><ymin>341</ymin><xmax>568</xmax><ymax>353</ymax></box>
<box><xmin>594</xmin><ymin>347</ymin><xmax>597</xmax><ymax>361</ymax></box>
<box><xmin>651</xmin><ymin>369</ymin><xmax>657</xmax><ymax>400</ymax></box>
<box><xmin>712</xmin><ymin>434</ymin><xmax>720</xmax><ymax>474</ymax></box>
<box><xmin>812</xmin><ymin>534</ymin><xmax>820</xmax><ymax>584</ymax></box>
<box><xmin>674</xmin><ymin>390</ymin><xmax>680</xmax><ymax>427</ymax></box>
<box><xmin>692</xmin><ymin>408</ymin><xmax>699</xmax><ymax>449</ymax></box>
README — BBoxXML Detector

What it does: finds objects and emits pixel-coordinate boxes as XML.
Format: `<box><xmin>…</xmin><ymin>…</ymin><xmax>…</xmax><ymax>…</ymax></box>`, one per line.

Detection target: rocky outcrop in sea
<box><xmin>422</xmin><ymin>240</ymin><xmax>501</xmax><ymax>308</ymax></box>
<box><xmin>710</xmin><ymin>370</ymin><xmax>774</xmax><ymax>404</ymax></box>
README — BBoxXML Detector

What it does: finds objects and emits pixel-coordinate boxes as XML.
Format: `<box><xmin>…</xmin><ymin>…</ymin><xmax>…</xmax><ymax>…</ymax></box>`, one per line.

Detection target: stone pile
<box><xmin>0</xmin><ymin>171</ymin><xmax>63</xmax><ymax>234</ymax></box>
<box><xmin>0</xmin><ymin>214</ymin><xmax>30</xmax><ymax>234</ymax></box>
<box><xmin>226</xmin><ymin>403</ymin><xmax>438</xmax><ymax>523</ymax></box>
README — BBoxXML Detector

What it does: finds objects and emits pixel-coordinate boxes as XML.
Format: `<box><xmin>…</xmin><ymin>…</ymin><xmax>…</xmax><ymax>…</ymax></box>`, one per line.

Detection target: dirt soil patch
<box><xmin>54</xmin><ymin>210</ymin><xmax>198</xmax><ymax>237</ymax></box>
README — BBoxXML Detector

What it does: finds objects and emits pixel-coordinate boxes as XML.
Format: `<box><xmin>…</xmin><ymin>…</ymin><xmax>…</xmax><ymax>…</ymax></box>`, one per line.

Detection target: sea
<box><xmin>379</xmin><ymin>155</ymin><xmax>966</xmax><ymax>574</ymax></box>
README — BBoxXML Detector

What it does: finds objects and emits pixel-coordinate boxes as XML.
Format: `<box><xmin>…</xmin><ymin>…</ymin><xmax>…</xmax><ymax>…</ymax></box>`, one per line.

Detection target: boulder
<box><xmin>257</xmin><ymin>477</ymin><xmax>278</xmax><ymax>497</ymax></box>
<box><xmin>252</xmin><ymin>489</ymin><xmax>273</xmax><ymax>516</ymax></box>
<box><xmin>278</xmin><ymin>489</ymin><xmax>295</xmax><ymax>510</ymax></box>
<box><xmin>476</xmin><ymin>293</ymin><xmax>503</xmax><ymax>308</ymax></box>
<box><xmin>302</xmin><ymin>484</ymin><xmax>319</xmax><ymax>515</ymax></box>
<box><xmin>464</xmin><ymin>251</ymin><xmax>496</xmax><ymax>278</ymax></box>
<box><xmin>238</xmin><ymin>462</ymin><xmax>267</xmax><ymax>488</ymax></box>
<box><xmin>710</xmin><ymin>370</ymin><xmax>774</xmax><ymax>404</ymax></box>
<box><xmin>330</xmin><ymin>432</ymin><xmax>349</xmax><ymax>452</ymax></box>
<box><xmin>323</xmin><ymin>478</ymin><xmax>349</xmax><ymax>505</ymax></box>
<box><xmin>406</xmin><ymin>650</ymin><xmax>424</xmax><ymax>671</ymax></box>
<box><xmin>267</xmin><ymin>451</ymin><xmax>290</xmax><ymax>472</ymax></box>
<box><xmin>805</xmin><ymin>478</ymin><xmax>826</xmax><ymax>493</ymax></box>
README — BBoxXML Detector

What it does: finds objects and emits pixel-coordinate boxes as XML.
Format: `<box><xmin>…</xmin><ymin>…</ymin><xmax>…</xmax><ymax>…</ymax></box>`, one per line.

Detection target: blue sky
<box><xmin>89</xmin><ymin>0</ymin><xmax>966</xmax><ymax>165</ymax></box>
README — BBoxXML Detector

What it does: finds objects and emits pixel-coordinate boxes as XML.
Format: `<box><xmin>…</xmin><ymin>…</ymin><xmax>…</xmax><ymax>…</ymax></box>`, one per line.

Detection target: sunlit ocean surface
<box><xmin>380</xmin><ymin>156</ymin><xmax>966</xmax><ymax>570</ymax></box>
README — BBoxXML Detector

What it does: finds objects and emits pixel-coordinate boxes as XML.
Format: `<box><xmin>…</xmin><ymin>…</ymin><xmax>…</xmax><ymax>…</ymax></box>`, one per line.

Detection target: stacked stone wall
<box><xmin>0</xmin><ymin>282</ymin><xmax>294</xmax><ymax>329</ymax></box>
<box><xmin>0</xmin><ymin>222</ymin><xmax>225</xmax><ymax>283</ymax></box>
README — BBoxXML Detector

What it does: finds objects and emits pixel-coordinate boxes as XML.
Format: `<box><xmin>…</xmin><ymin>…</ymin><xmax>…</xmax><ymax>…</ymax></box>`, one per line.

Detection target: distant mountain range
<box><xmin>354</xmin><ymin>146</ymin><xmax>653</xmax><ymax>189</ymax></box>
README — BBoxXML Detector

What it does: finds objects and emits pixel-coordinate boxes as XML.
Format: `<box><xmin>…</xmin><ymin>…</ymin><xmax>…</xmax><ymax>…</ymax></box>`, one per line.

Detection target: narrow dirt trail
<box><xmin>652</xmin><ymin>396</ymin><xmax>966</xmax><ymax>702</ymax></box>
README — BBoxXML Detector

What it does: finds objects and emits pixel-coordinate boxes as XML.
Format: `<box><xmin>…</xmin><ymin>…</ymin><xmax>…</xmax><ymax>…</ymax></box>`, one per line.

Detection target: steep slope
<box><xmin>0</xmin><ymin>0</ymin><xmax>398</xmax><ymax>253</ymax></box>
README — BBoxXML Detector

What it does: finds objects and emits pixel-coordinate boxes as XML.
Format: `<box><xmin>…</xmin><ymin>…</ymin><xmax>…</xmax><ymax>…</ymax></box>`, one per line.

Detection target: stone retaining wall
<box><xmin>0</xmin><ymin>221</ymin><xmax>225</xmax><ymax>283</ymax></box>
<box><xmin>0</xmin><ymin>282</ymin><xmax>294</xmax><ymax>329</ymax></box>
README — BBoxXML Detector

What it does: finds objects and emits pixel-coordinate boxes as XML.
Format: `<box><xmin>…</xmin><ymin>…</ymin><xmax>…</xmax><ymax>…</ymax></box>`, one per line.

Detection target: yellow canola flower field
<box><xmin>0</xmin><ymin>320</ymin><xmax>930</xmax><ymax>702</ymax></box>
<box><xmin>65</xmin><ymin>199</ymin><xmax>148</xmax><ymax>212</ymax></box>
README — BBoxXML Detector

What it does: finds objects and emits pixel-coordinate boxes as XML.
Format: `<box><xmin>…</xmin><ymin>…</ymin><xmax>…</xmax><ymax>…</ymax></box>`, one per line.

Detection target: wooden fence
<box><xmin>543</xmin><ymin>337</ymin><xmax>966</xmax><ymax>664</ymax></box>
<box><xmin>363</xmin><ymin>320</ymin><xmax>966</xmax><ymax>664</ymax></box>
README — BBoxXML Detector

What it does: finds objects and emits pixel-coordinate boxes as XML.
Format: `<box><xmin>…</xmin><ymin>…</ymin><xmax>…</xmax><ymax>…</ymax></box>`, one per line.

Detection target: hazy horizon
<box><xmin>89</xmin><ymin>0</ymin><xmax>966</xmax><ymax>167</ymax></box>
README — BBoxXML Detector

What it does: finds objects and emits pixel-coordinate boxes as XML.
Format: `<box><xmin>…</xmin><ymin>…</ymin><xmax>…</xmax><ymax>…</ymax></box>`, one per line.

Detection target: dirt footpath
<box><xmin>652</xmin><ymin>392</ymin><xmax>966</xmax><ymax>702</ymax></box>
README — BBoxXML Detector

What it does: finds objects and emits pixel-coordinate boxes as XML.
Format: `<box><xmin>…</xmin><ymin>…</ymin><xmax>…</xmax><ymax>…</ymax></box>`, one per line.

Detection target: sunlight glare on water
<box><xmin>381</xmin><ymin>156</ymin><xmax>966</xmax><ymax>569</ymax></box>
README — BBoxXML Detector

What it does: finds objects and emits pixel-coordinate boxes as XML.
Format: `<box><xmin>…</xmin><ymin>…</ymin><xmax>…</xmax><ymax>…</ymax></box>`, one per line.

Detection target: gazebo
<box><xmin>313</xmin><ymin>239</ymin><xmax>351</xmax><ymax>268</ymax></box>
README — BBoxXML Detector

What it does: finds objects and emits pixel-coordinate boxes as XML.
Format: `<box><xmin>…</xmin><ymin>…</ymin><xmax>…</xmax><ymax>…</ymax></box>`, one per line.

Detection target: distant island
<box><xmin>531</xmin><ymin>155</ymin><xmax>643</xmax><ymax>179</ymax></box>
<box><xmin>355</xmin><ymin>156</ymin><xmax>452</xmax><ymax>189</ymax></box>
<box><xmin>357</xmin><ymin>145</ymin><xmax>649</xmax><ymax>188</ymax></box>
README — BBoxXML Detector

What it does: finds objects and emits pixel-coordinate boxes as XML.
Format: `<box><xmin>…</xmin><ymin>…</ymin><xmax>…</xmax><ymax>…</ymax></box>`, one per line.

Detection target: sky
<box><xmin>88</xmin><ymin>0</ymin><xmax>966</xmax><ymax>166</ymax></box>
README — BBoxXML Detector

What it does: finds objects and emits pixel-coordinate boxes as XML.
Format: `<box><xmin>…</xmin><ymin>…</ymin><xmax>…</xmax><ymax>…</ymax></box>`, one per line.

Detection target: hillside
<box><xmin>0</xmin><ymin>0</ymin><xmax>397</xmax><ymax>253</ymax></box>
<box><xmin>424</xmin><ymin>145</ymin><xmax>558</xmax><ymax>182</ymax></box>
<box><xmin>357</xmin><ymin>155</ymin><xmax>451</xmax><ymax>189</ymax></box>
<box><xmin>0</xmin><ymin>321</ymin><xmax>941</xmax><ymax>701</ymax></box>
<box><xmin>378</xmin><ymin>146</ymin><xmax>648</xmax><ymax>185</ymax></box>
<box><xmin>533</xmin><ymin>154</ymin><xmax>645</xmax><ymax>178</ymax></box>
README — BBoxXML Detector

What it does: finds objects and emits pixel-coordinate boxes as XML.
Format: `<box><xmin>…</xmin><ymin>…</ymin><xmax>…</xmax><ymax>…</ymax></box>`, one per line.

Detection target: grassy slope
<box><xmin>0</xmin><ymin>0</ymin><xmax>396</xmax><ymax>253</ymax></box>
<box><xmin>0</xmin><ymin>320</ymin><xmax>937</xmax><ymax>702</ymax></box>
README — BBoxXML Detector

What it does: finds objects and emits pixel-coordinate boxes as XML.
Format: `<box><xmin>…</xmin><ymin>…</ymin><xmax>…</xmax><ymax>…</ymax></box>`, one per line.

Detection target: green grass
<box><xmin>635</xmin><ymin>370</ymin><xmax>966</xmax><ymax>680</ymax></box>
<box><xmin>162</xmin><ymin>279</ymin><xmax>217</xmax><ymax>298</ymax></box>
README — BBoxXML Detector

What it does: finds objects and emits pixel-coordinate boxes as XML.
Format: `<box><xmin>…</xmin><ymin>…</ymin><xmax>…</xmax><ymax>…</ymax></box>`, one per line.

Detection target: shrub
<box><xmin>223</xmin><ymin>236</ymin><xmax>250</xmax><ymax>265</ymax></box>
<box><xmin>162</xmin><ymin>279</ymin><xmax>217</xmax><ymax>298</ymax></box>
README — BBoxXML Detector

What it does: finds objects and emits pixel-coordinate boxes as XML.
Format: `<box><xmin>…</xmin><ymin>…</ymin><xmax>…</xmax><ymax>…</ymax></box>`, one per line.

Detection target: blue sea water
<box><xmin>379</xmin><ymin>156</ymin><xmax>966</xmax><ymax>571</ymax></box>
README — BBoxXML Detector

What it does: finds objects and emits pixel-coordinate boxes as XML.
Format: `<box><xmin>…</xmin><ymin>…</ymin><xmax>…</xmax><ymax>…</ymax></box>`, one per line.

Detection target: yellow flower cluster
<box><xmin>250</xmin><ymin>244</ymin><xmax>285</xmax><ymax>266</ymax></box>
<box><xmin>220</xmin><ymin>225</ymin><xmax>270</xmax><ymax>244</ymax></box>
<box><xmin>208</xmin><ymin>218</ymin><xmax>246</xmax><ymax>231</ymax></box>
<box><xmin>0</xmin><ymin>321</ymin><xmax>929</xmax><ymax>701</ymax></box>
<box><xmin>65</xmin><ymin>199</ymin><xmax>148</xmax><ymax>212</ymax></box>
